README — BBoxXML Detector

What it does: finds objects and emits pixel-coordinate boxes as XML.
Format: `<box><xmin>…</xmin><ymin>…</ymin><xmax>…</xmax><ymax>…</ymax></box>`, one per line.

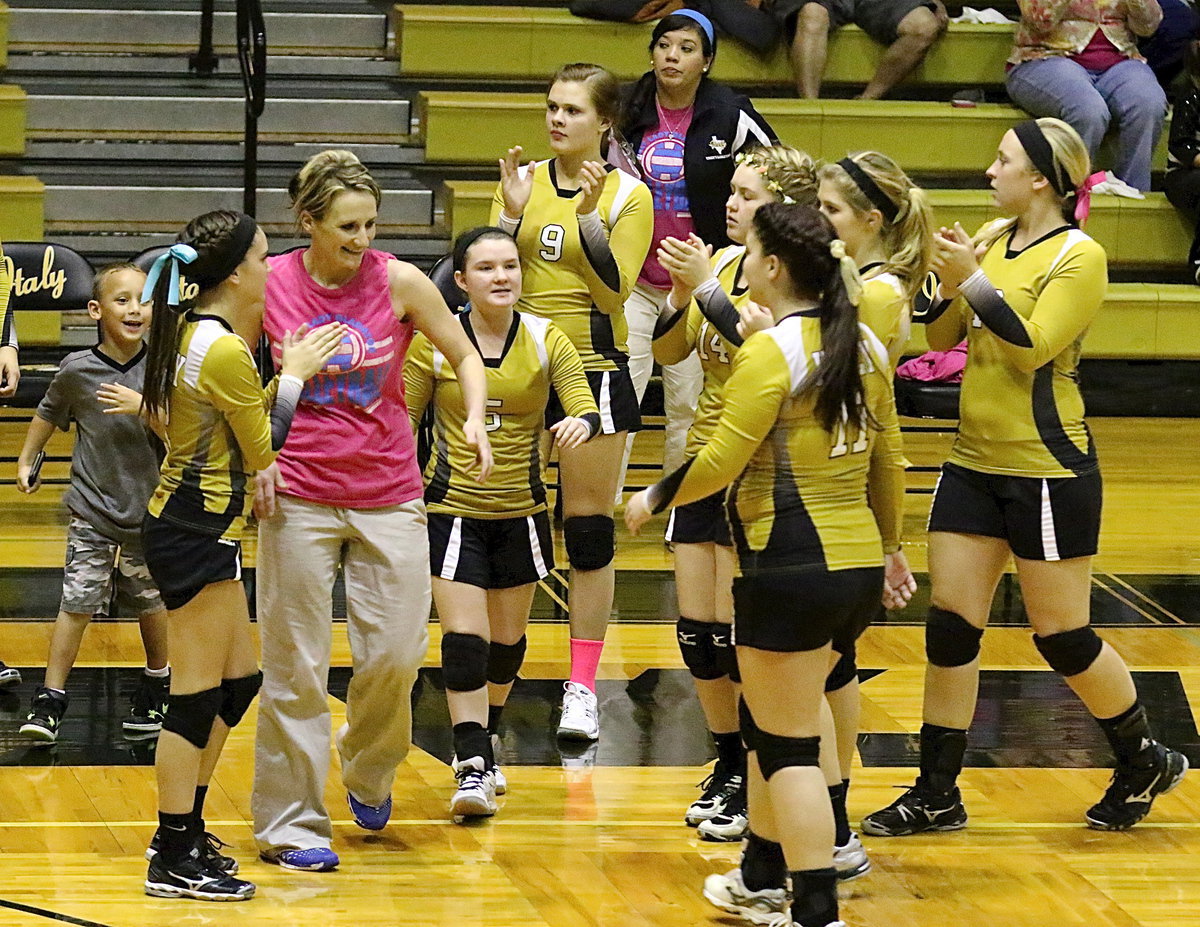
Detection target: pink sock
<box><xmin>569</xmin><ymin>638</ymin><xmax>604</xmax><ymax>693</ymax></box>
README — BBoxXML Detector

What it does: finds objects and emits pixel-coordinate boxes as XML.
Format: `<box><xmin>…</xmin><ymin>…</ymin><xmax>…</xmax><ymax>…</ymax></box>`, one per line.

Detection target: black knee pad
<box><xmin>738</xmin><ymin>696</ymin><xmax>759</xmax><ymax>752</ymax></box>
<box><xmin>678</xmin><ymin>617</ymin><xmax>723</xmax><ymax>681</ymax></box>
<box><xmin>162</xmin><ymin>687</ymin><xmax>223</xmax><ymax>750</ymax></box>
<box><xmin>755</xmin><ymin>731</ymin><xmax>821</xmax><ymax>782</ymax></box>
<box><xmin>825</xmin><ymin>651</ymin><xmax>858</xmax><ymax>692</ymax></box>
<box><xmin>925</xmin><ymin>605</ymin><xmax>984</xmax><ymax>668</ymax></box>
<box><xmin>218</xmin><ymin>670</ymin><xmax>262</xmax><ymax>728</ymax></box>
<box><xmin>1034</xmin><ymin>626</ymin><xmax>1104</xmax><ymax>677</ymax></box>
<box><xmin>563</xmin><ymin>515</ymin><xmax>615</xmax><ymax>570</ymax></box>
<box><xmin>711</xmin><ymin>623</ymin><xmax>739</xmax><ymax>683</ymax></box>
<box><xmin>487</xmin><ymin>636</ymin><xmax>527</xmax><ymax>686</ymax></box>
<box><xmin>441</xmin><ymin>632</ymin><xmax>490</xmax><ymax>692</ymax></box>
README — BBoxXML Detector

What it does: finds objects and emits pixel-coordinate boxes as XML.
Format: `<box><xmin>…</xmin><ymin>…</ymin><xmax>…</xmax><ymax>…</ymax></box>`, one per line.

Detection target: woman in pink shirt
<box><xmin>251</xmin><ymin>150</ymin><xmax>492</xmax><ymax>872</ymax></box>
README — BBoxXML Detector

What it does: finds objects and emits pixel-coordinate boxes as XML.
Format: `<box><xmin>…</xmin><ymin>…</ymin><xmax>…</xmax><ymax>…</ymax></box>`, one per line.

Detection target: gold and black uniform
<box><xmin>647</xmin><ymin>314</ymin><xmax>905</xmax><ymax>650</ymax></box>
<box><xmin>404</xmin><ymin>309</ymin><xmax>598</xmax><ymax>587</ymax></box>
<box><xmin>145</xmin><ymin>314</ymin><xmax>299</xmax><ymax>609</ymax></box>
<box><xmin>492</xmin><ymin>162</ymin><xmax>652</xmax><ymax>434</ymax></box>
<box><xmin>857</xmin><ymin>268</ymin><xmax>911</xmax><ymax>368</ymax></box>
<box><xmin>924</xmin><ymin>223</ymin><xmax>1106</xmax><ymax>560</ymax></box>
<box><xmin>653</xmin><ymin>244</ymin><xmax>747</xmax><ymax>546</ymax></box>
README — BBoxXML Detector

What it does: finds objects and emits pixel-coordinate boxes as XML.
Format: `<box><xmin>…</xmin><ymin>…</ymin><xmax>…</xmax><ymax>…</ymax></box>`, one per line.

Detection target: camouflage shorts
<box><xmin>61</xmin><ymin>516</ymin><xmax>164</xmax><ymax>617</ymax></box>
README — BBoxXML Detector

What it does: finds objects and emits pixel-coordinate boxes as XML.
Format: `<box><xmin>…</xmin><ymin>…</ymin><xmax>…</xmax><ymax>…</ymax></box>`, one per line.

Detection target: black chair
<box><xmin>1</xmin><ymin>241</ymin><xmax>95</xmax><ymax>407</ymax></box>
<box><xmin>428</xmin><ymin>253</ymin><xmax>466</xmax><ymax>314</ymax></box>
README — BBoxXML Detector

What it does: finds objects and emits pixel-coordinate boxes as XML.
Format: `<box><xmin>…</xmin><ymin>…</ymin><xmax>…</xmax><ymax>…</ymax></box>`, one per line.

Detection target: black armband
<box><xmin>270</xmin><ymin>375</ymin><xmax>304</xmax><ymax>450</ymax></box>
<box><xmin>959</xmin><ymin>269</ymin><xmax>1033</xmax><ymax>347</ymax></box>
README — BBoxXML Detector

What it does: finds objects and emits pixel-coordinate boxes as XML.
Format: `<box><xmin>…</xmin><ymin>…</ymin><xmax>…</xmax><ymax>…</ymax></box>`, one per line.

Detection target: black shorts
<box><xmin>547</xmin><ymin>367</ymin><xmax>641</xmax><ymax>435</ymax></box>
<box><xmin>666</xmin><ymin>490</ymin><xmax>733</xmax><ymax>547</ymax></box>
<box><xmin>142</xmin><ymin>514</ymin><xmax>243</xmax><ymax>611</ymax></box>
<box><xmin>428</xmin><ymin>510</ymin><xmax>554</xmax><ymax>589</ymax></box>
<box><xmin>927</xmin><ymin>462</ymin><xmax>1102</xmax><ymax>561</ymax></box>
<box><xmin>772</xmin><ymin>0</ymin><xmax>935</xmax><ymax>43</ymax></box>
<box><xmin>733</xmin><ymin>565</ymin><xmax>883</xmax><ymax>653</ymax></box>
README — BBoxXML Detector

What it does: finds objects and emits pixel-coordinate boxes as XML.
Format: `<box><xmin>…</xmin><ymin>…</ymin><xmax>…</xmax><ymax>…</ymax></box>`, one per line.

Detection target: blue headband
<box><xmin>668</xmin><ymin>8</ymin><xmax>715</xmax><ymax>46</ymax></box>
<box><xmin>141</xmin><ymin>243</ymin><xmax>198</xmax><ymax>307</ymax></box>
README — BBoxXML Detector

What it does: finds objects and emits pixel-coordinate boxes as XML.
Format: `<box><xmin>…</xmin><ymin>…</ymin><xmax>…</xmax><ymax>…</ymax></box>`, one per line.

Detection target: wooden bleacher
<box><xmin>393</xmin><ymin>5</ymin><xmax>1014</xmax><ymax>90</ymax></box>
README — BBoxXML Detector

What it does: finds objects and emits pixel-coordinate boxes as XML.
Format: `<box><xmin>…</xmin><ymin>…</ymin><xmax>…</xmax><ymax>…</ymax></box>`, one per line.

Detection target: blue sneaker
<box><xmin>261</xmin><ymin>847</ymin><xmax>339</xmax><ymax>871</ymax></box>
<box><xmin>347</xmin><ymin>791</ymin><xmax>392</xmax><ymax>831</ymax></box>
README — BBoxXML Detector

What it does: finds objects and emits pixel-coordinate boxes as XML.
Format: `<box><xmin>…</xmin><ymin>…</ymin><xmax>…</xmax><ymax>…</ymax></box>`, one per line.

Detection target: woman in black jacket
<box><xmin>1164</xmin><ymin>41</ymin><xmax>1200</xmax><ymax>284</ymax></box>
<box><xmin>615</xmin><ymin>8</ymin><xmax>777</xmax><ymax>496</ymax></box>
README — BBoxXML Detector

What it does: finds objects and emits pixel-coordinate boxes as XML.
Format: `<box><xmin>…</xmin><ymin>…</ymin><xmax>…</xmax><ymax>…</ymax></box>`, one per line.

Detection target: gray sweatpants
<box><xmin>251</xmin><ymin>493</ymin><xmax>431</xmax><ymax>853</ymax></box>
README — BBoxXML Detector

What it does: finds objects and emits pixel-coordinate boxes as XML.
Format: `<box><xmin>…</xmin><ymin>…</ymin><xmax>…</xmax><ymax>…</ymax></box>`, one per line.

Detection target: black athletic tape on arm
<box><xmin>162</xmin><ymin>687</ymin><xmax>224</xmax><ymax>750</ymax></box>
<box><xmin>694</xmin><ymin>279</ymin><xmax>745</xmax><ymax>346</ymax></box>
<box><xmin>577</xmin><ymin>211</ymin><xmax>621</xmax><ymax>293</ymax></box>
<box><xmin>218</xmin><ymin>670</ymin><xmax>263</xmax><ymax>728</ymax></box>
<box><xmin>442</xmin><ymin>632</ymin><xmax>491</xmax><ymax>691</ymax></box>
<box><xmin>487</xmin><ymin>636</ymin><xmax>528</xmax><ymax>686</ymax></box>
<box><xmin>270</xmin><ymin>375</ymin><xmax>303</xmax><ymax>451</ymax></box>
<box><xmin>648</xmin><ymin>458</ymin><xmax>696</xmax><ymax>514</ymax></box>
<box><xmin>755</xmin><ymin>731</ymin><xmax>820</xmax><ymax>781</ymax></box>
<box><xmin>958</xmin><ymin>270</ymin><xmax>1034</xmax><ymax>347</ymax></box>
<box><xmin>580</xmin><ymin>412</ymin><xmax>602</xmax><ymax>439</ymax></box>
<box><xmin>1034</xmin><ymin>626</ymin><xmax>1104</xmax><ymax>677</ymax></box>
<box><xmin>925</xmin><ymin>605</ymin><xmax>984</xmax><ymax>667</ymax></box>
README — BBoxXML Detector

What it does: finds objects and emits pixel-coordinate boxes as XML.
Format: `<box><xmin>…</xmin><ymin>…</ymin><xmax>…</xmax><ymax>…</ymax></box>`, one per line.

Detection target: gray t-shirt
<box><xmin>37</xmin><ymin>346</ymin><xmax>159</xmax><ymax>548</ymax></box>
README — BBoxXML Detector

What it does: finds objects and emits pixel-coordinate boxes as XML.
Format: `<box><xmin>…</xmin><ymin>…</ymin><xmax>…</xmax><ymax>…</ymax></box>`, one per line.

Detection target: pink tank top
<box><xmin>264</xmin><ymin>248</ymin><xmax>422</xmax><ymax>508</ymax></box>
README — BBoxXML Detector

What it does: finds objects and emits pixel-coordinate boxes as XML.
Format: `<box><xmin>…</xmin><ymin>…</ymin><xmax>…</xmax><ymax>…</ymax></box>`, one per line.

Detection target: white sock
<box><xmin>144</xmin><ymin>665</ymin><xmax>170</xmax><ymax>678</ymax></box>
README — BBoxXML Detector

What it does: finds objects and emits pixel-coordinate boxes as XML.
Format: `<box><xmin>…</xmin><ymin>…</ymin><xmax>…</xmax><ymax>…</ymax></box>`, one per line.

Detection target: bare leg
<box><xmin>676</xmin><ymin>542</ymin><xmax>739</xmax><ymax>732</ymax></box>
<box><xmin>434</xmin><ymin>578</ymin><xmax>492</xmax><ymax>729</ymax></box>
<box><xmin>825</xmin><ymin>677</ymin><xmax>860</xmax><ymax>776</ymax></box>
<box><xmin>42</xmin><ymin>611</ymin><xmax>92</xmax><ymax>690</ymax></box>
<box><xmin>922</xmin><ymin>532</ymin><xmax>1009</xmax><ymax>729</ymax></box>
<box><xmin>137</xmin><ymin>608</ymin><xmax>169</xmax><ymax>672</ymax></box>
<box><xmin>790</xmin><ymin>3</ymin><xmax>831</xmax><ymax>99</ymax></box>
<box><xmin>558</xmin><ymin>432</ymin><xmax>626</xmax><ymax>642</ymax></box>
<box><xmin>739</xmin><ymin>643</ymin><xmax>833</xmax><ymax>871</ymax></box>
<box><xmin>156</xmin><ymin>580</ymin><xmax>254</xmax><ymax>815</ymax></box>
<box><xmin>860</xmin><ymin>7</ymin><xmax>946</xmax><ymax>100</ymax></box>
<box><xmin>1017</xmin><ymin>555</ymin><xmax>1137</xmax><ymax>718</ymax></box>
<box><xmin>486</xmin><ymin>584</ymin><xmax>538</xmax><ymax>711</ymax></box>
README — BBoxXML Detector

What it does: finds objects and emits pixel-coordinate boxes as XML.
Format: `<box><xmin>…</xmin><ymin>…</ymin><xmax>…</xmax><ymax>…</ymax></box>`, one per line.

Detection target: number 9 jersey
<box><xmin>491</xmin><ymin>161</ymin><xmax>653</xmax><ymax>373</ymax></box>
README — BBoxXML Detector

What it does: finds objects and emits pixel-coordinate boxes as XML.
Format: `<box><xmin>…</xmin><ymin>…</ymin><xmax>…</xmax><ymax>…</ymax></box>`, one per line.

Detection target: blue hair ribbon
<box><xmin>141</xmin><ymin>243</ymin><xmax>198</xmax><ymax>306</ymax></box>
<box><xmin>670</xmin><ymin>8</ymin><xmax>715</xmax><ymax>45</ymax></box>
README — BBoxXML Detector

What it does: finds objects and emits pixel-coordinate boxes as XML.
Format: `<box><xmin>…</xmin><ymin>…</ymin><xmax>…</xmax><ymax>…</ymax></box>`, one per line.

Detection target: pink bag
<box><xmin>896</xmin><ymin>341</ymin><xmax>968</xmax><ymax>383</ymax></box>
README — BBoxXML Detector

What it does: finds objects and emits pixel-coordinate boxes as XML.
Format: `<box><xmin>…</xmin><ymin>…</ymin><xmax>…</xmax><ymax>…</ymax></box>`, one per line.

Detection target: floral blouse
<box><xmin>1008</xmin><ymin>0</ymin><xmax>1163</xmax><ymax>65</ymax></box>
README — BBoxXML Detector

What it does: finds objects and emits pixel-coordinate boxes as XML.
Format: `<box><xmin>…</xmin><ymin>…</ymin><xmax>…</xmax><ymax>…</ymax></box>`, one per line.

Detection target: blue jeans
<box><xmin>1006</xmin><ymin>56</ymin><xmax>1167</xmax><ymax>191</ymax></box>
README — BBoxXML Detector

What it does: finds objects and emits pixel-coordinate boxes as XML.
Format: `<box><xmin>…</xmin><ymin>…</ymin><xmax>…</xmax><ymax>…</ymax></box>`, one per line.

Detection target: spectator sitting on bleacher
<box><xmin>1164</xmin><ymin>41</ymin><xmax>1200</xmax><ymax>284</ymax></box>
<box><xmin>0</xmin><ymin>237</ymin><xmax>20</xmax><ymax>690</ymax></box>
<box><xmin>568</xmin><ymin>0</ymin><xmax>780</xmax><ymax>53</ymax></box>
<box><xmin>1005</xmin><ymin>0</ymin><xmax>1166</xmax><ymax>192</ymax></box>
<box><xmin>767</xmin><ymin>0</ymin><xmax>948</xmax><ymax>99</ymax></box>
<box><xmin>1139</xmin><ymin>0</ymin><xmax>1200</xmax><ymax>88</ymax></box>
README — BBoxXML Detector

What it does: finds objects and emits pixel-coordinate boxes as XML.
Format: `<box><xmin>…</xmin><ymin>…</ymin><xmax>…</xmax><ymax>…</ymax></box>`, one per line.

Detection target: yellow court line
<box><xmin>1091</xmin><ymin>575</ymin><xmax>1163</xmax><ymax>625</ymax></box>
<box><xmin>1103</xmin><ymin>573</ymin><xmax>1187</xmax><ymax>625</ymax></box>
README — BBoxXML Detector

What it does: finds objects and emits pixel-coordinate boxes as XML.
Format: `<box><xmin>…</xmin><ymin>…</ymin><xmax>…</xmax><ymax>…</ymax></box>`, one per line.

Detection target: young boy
<box><xmin>15</xmin><ymin>262</ymin><xmax>169</xmax><ymax>742</ymax></box>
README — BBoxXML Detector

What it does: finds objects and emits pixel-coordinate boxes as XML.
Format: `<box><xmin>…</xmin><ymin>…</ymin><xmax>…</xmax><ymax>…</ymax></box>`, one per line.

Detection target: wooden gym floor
<box><xmin>0</xmin><ymin>415</ymin><xmax>1197</xmax><ymax>927</ymax></box>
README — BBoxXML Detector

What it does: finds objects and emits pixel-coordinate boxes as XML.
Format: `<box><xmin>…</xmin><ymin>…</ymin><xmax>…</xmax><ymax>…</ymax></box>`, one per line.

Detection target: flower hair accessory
<box><xmin>830</xmin><ymin>238</ymin><xmax>862</xmax><ymax>307</ymax></box>
<box><xmin>735</xmin><ymin>150</ymin><xmax>797</xmax><ymax>205</ymax></box>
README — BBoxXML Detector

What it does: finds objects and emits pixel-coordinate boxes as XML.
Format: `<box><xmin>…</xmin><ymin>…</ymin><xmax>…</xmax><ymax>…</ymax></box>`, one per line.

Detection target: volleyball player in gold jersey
<box><xmin>862</xmin><ymin>118</ymin><xmax>1187</xmax><ymax>838</ymax></box>
<box><xmin>628</xmin><ymin>204</ymin><xmax>913</xmax><ymax>927</ymax></box>
<box><xmin>652</xmin><ymin>145</ymin><xmax>818</xmax><ymax>844</ymax></box>
<box><xmin>492</xmin><ymin>63</ymin><xmax>653</xmax><ymax>741</ymax></box>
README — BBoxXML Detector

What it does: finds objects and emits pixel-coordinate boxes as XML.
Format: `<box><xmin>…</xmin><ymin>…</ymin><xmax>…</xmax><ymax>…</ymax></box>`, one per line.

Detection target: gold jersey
<box><xmin>928</xmin><ymin>223</ymin><xmax>1104</xmax><ymax>478</ymax></box>
<box><xmin>654</xmin><ymin>245</ymin><xmax>748</xmax><ymax>457</ymax></box>
<box><xmin>651</xmin><ymin>314</ymin><xmax>905</xmax><ymax>570</ymax></box>
<box><xmin>148</xmin><ymin>315</ymin><xmax>280</xmax><ymax>541</ymax></box>
<box><xmin>491</xmin><ymin>161</ymin><xmax>652</xmax><ymax>372</ymax></box>
<box><xmin>858</xmin><ymin>270</ymin><xmax>911</xmax><ymax>368</ymax></box>
<box><xmin>404</xmin><ymin>310</ymin><xmax>597</xmax><ymax>518</ymax></box>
